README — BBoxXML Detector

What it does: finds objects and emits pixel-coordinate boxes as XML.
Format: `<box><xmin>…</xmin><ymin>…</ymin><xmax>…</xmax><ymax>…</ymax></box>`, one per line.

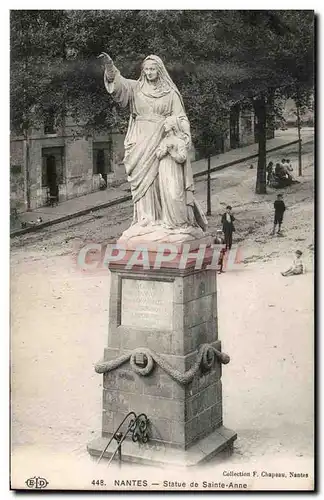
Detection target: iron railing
<box><xmin>97</xmin><ymin>412</ymin><xmax>149</xmax><ymax>466</ymax></box>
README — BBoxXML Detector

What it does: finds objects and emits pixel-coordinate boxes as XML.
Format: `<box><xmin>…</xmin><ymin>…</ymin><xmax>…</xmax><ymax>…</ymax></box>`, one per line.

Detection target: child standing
<box><xmin>221</xmin><ymin>205</ymin><xmax>235</xmax><ymax>250</ymax></box>
<box><xmin>271</xmin><ymin>194</ymin><xmax>286</xmax><ymax>235</ymax></box>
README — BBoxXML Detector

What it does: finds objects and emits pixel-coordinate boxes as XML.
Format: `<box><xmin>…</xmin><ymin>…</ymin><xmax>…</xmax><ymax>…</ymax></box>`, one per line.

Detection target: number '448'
<box><xmin>92</xmin><ymin>480</ymin><xmax>105</xmax><ymax>486</ymax></box>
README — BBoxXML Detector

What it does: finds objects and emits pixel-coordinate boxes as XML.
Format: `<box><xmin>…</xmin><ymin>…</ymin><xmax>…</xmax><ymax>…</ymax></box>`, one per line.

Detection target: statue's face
<box><xmin>143</xmin><ymin>62</ymin><xmax>159</xmax><ymax>82</ymax></box>
<box><xmin>163</xmin><ymin>117</ymin><xmax>176</xmax><ymax>133</ymax></box>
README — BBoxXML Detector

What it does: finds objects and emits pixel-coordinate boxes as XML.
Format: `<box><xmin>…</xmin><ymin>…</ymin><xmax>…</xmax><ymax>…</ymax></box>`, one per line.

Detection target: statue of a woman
<box><xmin>99</xmin><ymin>53</ymin><xmax>208</xmax><ymax>247</ymax></box>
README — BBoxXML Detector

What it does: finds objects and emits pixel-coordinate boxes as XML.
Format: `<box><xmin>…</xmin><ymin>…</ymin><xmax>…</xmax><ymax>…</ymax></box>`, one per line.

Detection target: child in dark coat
<box><xmin>221</xmin><ymin>206</ymin><xmax>235</xmax><ymax>250</ymax></box>
<box><xmin>271</xmin><ymin>194</ymin><xmax>286</xmax><ymax>235</ymax></box>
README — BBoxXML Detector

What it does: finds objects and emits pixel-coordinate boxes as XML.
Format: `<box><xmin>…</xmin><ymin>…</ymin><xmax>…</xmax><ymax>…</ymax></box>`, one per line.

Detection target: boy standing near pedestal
<box><xmin>271</xmin><ymin>194</ymin><xmax>286</xmax><ymax>235</ymax></box>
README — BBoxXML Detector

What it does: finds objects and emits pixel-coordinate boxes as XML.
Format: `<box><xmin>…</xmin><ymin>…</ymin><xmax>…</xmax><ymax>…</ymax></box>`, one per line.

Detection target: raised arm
<box><xmin>99</xmin><ymin>52</ymin><xmax>137</xmax><ymax>108</ymax></box>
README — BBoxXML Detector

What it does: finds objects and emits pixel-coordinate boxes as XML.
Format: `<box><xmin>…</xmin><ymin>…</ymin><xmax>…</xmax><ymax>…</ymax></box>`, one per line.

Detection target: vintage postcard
<box><xmin>10</xmin><ymin>9</ymin><xmax>315</xmax><ymax>492</ymax></box>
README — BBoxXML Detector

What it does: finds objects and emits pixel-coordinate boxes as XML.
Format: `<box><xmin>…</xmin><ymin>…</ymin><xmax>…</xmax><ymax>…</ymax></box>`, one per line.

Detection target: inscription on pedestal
<box><xmin>121</xmin><ymin>278</ymin><xmax>173</xmax><ymax>330</ymax></box>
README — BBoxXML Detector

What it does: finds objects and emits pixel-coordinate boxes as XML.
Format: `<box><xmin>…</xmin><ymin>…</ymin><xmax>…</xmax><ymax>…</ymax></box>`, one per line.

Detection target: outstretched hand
<box><xmin>97</xmin><ymin>52</ymin><xmax>113</xmax><ymax>66</ymax></box>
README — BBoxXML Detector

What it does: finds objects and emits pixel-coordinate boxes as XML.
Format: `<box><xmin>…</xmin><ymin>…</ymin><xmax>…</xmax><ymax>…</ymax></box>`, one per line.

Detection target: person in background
<box><xmin>214</xmin><ymin>229</ymin><xmax>224</xmax><ymax>245</ymax></box>
<box><xmin>99</xmin><ymin>173</ymin><xmax>107</xmax><ymax>190</ymax></box>
<box><xmin>285</xmin><ymin>158</ymin><xmax>300</xmax><ymax>184</ymax></box>
<box><xmin>275</xmin><ymin>162</ymin><xmax>283</xmax><ymax>177</ymax></box>
<box><xmin>266</xmin><ymin>161</ymin><xmax>274</xmax><ymax>185</ymax></box>
<box><xmin>271</xmin><ymin>193</ymin><xmax>286</xmax><ymax>235</ymax></box>
<box><xmin>281</xmin><ymin>250</ymin><xmax>304</xmax><ymax>276</ymax></box>
<box><xmin>281</xmin><ymin>158</ymin><xmax>287</xmax><ymax>170</ymax></box>
<box><xmin>221</xmin><ymin>205</ymin><xmax>235</xmax><ymax>250</ymax></box>
<box><xmin>285</xmin><ymin>159</ymin><xmax>293</xmax><ymax>172</ymax></box>
<box><xmin>218</xmin><ymin>247</ymin><xmax>227</xmax><ymax>274</ymax></box>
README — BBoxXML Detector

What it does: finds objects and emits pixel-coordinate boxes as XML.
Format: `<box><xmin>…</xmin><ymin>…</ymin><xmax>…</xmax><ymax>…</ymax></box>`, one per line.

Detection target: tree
<box><xmin>11</xmin><ymin>10</ymin><xmax>314</xmax><ymax>205</ymax></box>
<box><xmin>10</xmin><ymin>10</ymin><xmax>68</xmax><ymax>209</ymax></box>
<box><xmin>281</xmin><ymin>85</ymin><xmax>314</xmax><ymax>176</ymax></box>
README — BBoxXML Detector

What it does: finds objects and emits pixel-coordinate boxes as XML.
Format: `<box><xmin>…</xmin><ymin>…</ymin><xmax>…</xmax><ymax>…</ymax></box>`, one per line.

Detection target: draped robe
<box><xmin>104</xmin><ymin>69</ymin><xmax>191</xmax><ymax>225</ymax></box>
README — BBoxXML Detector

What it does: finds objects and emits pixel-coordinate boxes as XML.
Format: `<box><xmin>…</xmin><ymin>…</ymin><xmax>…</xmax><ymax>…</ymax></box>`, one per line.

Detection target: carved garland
<box><xmin>95</xmin><ymin>344</ymin><xmax>230</xmax><ymax>385</ymax></box>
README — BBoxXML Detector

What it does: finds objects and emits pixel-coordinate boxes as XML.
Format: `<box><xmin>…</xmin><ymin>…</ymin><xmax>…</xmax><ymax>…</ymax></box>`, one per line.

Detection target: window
<box><xmin>44</xmin><ymin>109</ymin><xmax>56</xmax><ymax>135</ymax></box>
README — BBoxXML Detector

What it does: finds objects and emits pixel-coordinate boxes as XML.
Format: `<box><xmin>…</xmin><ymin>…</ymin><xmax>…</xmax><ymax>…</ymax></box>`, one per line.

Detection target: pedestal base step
<box><xmin>87</xmin><ymin>426</ymin><xmax>237</xmax><ymax>468</ymax></box>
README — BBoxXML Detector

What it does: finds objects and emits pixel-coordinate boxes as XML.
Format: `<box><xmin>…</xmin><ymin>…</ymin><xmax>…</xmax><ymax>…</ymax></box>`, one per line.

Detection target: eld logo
<box><xmin>25</xmin><ymin>476</ymin><xmax>49</xmax><ymax>489</ymax></box>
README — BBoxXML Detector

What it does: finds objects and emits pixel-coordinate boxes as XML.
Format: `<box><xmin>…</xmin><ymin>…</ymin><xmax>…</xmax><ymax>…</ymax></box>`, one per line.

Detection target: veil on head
<box><xmin>139</xmin><ymin>55</ymin><xmax>185</xmax><ymax>109</ymax></box>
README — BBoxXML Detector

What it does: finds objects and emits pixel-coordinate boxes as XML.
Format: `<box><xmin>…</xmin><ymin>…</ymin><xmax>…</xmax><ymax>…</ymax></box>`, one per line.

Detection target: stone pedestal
<box><xmin>87</xmin><ymin>248</ymin><xmax>237</xmax><ymax>466</ymax></box>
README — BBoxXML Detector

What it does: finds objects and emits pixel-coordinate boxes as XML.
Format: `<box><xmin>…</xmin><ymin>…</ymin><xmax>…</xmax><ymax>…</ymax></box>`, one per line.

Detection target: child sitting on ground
<box><xmin>281</xmin><ymin>250</ymin><xmax>304</xmax><ymax>277</ymax></box>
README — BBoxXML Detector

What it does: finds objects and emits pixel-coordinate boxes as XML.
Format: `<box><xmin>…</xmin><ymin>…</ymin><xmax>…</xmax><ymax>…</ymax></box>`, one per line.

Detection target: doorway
<box><xmin>46</xmin><ymin>155</ymin><xmax>59</xmax><ymax>203</ymax></box>
<box><xmin>93</xmin><ymin>141</ymin><xmax>112</xmax><ymax>184</ymax></box>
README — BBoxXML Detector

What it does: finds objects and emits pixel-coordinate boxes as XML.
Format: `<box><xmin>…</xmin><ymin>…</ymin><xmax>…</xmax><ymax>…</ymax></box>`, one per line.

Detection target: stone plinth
<box><xmin>87</xmin><ymin>248</ymin><xmax>236</xmax><ymax>465</ymax></box>
<box><xmin>117</xmin><ymin>222</ymin><xmax>214</xmax><ymax>251</ymax></box>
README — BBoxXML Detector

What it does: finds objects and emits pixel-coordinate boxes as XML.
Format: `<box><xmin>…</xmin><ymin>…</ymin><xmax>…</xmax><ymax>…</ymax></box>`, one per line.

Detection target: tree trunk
<box><xmin>23</xmin><ymin>133</ymin><xmax>31</xmax><ymax>211</ymax></box>
<box><xmin>206</xmin><ymin>154</ymin><xmax>211</xmax><ymax>216</ymax></box>
<box><xmin>296</xmin><ymin>100</ymin><xmax>302</xmax><ymax>176</ymax></box>
<box><xmin>254</xmin><ymin>96</ymin><xmax>267</xmax><ymax>194</ymax></box>
<box><xmin>266</xmin><ymin>88</ymin><xmax>275</xmax><ymax>140</ymax></box>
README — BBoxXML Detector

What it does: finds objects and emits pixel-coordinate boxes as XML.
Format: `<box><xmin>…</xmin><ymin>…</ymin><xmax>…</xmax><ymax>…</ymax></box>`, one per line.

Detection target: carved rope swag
<box><xmin>95</xmin><ymin>344</ymin><xmax>230</xmax><ymax>385</ymax></box>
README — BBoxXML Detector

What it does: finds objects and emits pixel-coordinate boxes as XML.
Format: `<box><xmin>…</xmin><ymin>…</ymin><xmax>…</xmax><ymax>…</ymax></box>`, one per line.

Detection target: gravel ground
<box><xmin>10</xmin><ymin>138</ymin><xmax>314</xmax><ymax>490</ymax></box>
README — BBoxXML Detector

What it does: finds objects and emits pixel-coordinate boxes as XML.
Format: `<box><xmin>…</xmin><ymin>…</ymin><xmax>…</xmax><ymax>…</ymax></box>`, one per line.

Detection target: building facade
<box><xmin>10</xmin><ymin>113</ymin><xmax>125</xmax><ymax>212</ymax></box>
<box><xmin>10</xmin><ymin>105</ymin><xmax>268</xmax><ymax>213</ymax></box>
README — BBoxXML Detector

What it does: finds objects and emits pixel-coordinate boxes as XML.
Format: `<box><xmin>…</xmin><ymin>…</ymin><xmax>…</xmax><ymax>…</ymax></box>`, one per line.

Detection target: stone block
<box><xmin>103</xmin><ymin>389</ymin><xmax>130</xmax><ymax>413</ymax></box>
<box><xmin>184</xmin><ymin>321</ymin><xmax>208</xmax><ymax>353</ymax></box>
<box><xmin>211</xmin><ymin>402</ymin><xmax>223</xmax><ymax>429</ymax></box>
<box><xmin>148</xmin><ymin>418</ymin><xmax>173</xmax><ymax>443</ymax></box>
<box><xmin>196</xmin><ymin>406</ymin><xmax>213</xmax><ymax>437</ymax></box>
<box><xmin>184</xmin><ymin>416</ymin><xmax>198</xmax><ymax>445</ymax></box>
<box><xmin>114</xmin><ymin>369</ymin><xmax>144</xmax><ymax>395</ymax></box>
<box><xmin>184</xmin><ymin>294</ymin><xmax>214</xmax><ymax>328</ymax></box>
<box><xmin>103</xmin><ymin>371</ymin><xmax>117</xmax><ymax>389</ymax></box>
<box><xmin>120</xmin><ymin>327</ymin><xmax>173</xmax><ymax>354</ymax></box>
<box><xmin>102</xmin><ymin>409</ymin><xmax>114</xmax><ymax>435</ymax></box>
<box><xmin>128</xmin><ymin>394</ymin><xmax>184</xmax><ymax>422</ymax></box>
<box><xmin>173</xmin><ymin>277</ymin><xmax>185</xmax><ymax>304</ymax></box>
<box><xmin>143</xmin><ymin>368</ymin><xmax>173</xmax><ymax>399</ymax></box>
<box><xmin>172</xmin><ymin>381</ymin><xmax>186</xmax><ymax>401</ymax></box>
<box><xmin>170</xmin><ymin>421</ymin><xmax>186</xmax><ymax>446</ymax></box>
<box><xmin>103</xmin><ymin>347</ymin><xmax>121</xmax><ymax>362</ymax></box>
<box><xmin>185</xmin><ymin>391</ymin><xmax>204</xmax><ymax>421</ymax></box>
<box><xmin>172</xmin><ymin>303</ymin><xmax>185</xmax><ymax>335</ymax></box>
<box><xmin>170</xmin><ymin>331</ymin><xmax>185</xmax><ymax>356</ymax></box>
<box><xmin>189</xmin><ymin>270</ymin><xmax>217</xmax><ymax>302</ymax></box>
<box><xmin>107</xmin><ymin>329</ymin><xmax>121</xmax><ymax>349</ymax></box>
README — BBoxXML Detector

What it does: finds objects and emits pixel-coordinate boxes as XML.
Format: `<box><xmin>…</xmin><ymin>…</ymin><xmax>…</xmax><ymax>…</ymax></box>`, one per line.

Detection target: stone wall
<box><xmin>10</xmin><ymin>123</ymin><xmax>128</xmax><ymax>210</ymax></box>
<box><xmin>10</xmin><ymin>140</ymin><xmax>25</xmax><ymax>212</ymax></box>
<box><xmin>239</xmin><ymin>111</ymin><xmax>255</xmax><ymax>147</ymax></box>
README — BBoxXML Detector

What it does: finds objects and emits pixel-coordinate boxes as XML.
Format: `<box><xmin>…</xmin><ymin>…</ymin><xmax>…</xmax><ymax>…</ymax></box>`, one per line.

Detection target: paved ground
<box><xmin>10</xmin><ymin>131</ymin><xmax>314</xmax><ymax>490</ymax></box>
